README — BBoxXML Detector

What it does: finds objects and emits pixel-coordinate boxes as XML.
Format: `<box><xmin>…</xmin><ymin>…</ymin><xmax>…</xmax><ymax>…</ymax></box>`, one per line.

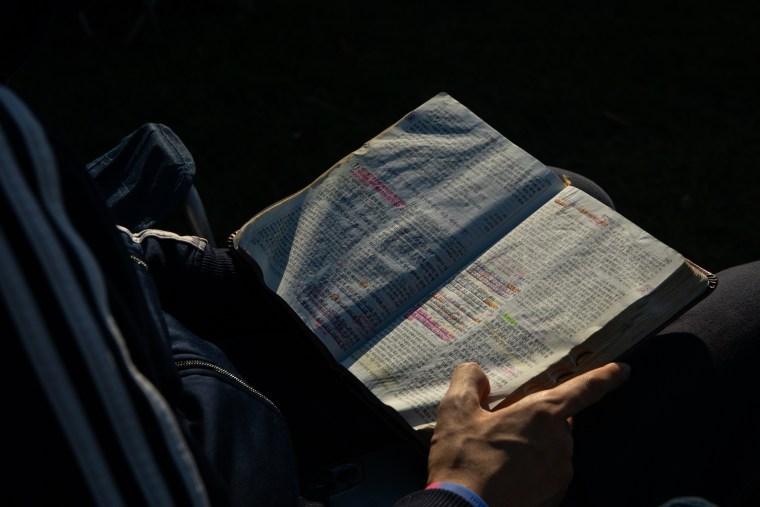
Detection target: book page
<box><xmin>235</xmin><ymin>93</ymin><xmax>565</xmax><ymax>360</ymax></box>
<box><xmin>344</xmin><ymin>186</ymin><xmax>684</xmax><ymax>429</ymax></box>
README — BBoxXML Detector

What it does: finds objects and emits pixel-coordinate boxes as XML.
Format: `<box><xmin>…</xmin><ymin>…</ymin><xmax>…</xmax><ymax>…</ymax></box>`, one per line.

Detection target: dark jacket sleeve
<box><xmin>393</xmin><ymin>489</ymin><xmax>477</xmax><ymax>507</ymax></box>
<box><xmin>123</xmin><ymin>227</ymin><xmax>280</xmax><ymax>339</ymax></box>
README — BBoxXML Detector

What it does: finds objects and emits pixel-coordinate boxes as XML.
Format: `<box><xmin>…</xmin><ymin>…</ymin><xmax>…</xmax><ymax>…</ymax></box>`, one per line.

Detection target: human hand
<box><xmin>427</xmin><ymin>362</ymin><xmax>630</xmax><ymax>507</ymax></box>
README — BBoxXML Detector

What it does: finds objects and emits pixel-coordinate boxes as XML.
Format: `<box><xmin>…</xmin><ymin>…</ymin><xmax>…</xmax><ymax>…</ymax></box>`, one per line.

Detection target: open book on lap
<box><xmin>231</xmin><ymin>92</ymin><xmax>716</xmax><ymax>435</ymax></box>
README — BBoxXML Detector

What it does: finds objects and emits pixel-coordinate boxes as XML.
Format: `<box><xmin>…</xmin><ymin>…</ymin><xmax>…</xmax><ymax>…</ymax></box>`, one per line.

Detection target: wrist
<box><xmin>426</xmin><ymin>481</ymin><xmax>490</xmax><ymax>507</ymax></box>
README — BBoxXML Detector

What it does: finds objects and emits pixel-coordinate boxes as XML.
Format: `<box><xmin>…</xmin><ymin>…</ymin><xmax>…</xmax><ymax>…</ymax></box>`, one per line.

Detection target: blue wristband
<box><xmin>426</xmin><ymin>481</ymin><xmax>490</xmax><ymax>507</ymax></box>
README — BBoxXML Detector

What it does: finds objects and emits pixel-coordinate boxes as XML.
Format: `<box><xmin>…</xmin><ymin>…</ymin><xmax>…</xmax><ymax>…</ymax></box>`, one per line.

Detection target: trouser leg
<box><xmin>568</xmin><ymin>261</ymin><xmax>760</xmax><ymax>507</ymax></box>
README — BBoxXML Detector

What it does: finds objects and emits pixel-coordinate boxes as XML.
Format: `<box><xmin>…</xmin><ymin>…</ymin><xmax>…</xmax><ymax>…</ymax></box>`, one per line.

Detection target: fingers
<box><xmin>549</xmin><ymin>362</ymin><xmax>630</xmax><ymax>418</ymax></box>
<box><xmin>444</xmin><ymin>362</ymin><xmax>492</xmax><ymax>409</ymax></box>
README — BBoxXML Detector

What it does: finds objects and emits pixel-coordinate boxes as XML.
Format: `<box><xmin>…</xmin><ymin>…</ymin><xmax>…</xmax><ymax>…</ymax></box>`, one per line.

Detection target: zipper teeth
<box><xmin>175</xmin><ymin>359</ymin><xmax>280</xmax><ymax>415</ymax></box>
<box><xmin>226</xmin><ymin>231</ymin><xmax>237</xmax><ymax>249</ymax></box>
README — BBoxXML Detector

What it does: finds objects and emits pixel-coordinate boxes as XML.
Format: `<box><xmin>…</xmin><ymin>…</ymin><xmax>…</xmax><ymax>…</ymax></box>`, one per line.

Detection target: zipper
<box><xmin>175</xmin><ymin>359</ymin><xmax>281</xmax><ymax>415</ymax></box>
<box><xmin>226</xmin><ymin>230</ymin><xmax>237</xmax><ymax>249</ymax></box>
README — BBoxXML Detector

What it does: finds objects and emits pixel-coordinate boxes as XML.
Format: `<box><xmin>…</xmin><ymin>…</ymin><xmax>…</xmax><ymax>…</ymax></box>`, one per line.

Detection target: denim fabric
<box><xmin>167</xmin><ymin>312</ymin><xmax>302</xmax><ymax>507</ymax></box>
<box><xmin>86</xmin><ymin>123</ymin><xmax>196</xmax><ymax>231</ymax></box>
<box><xmin>117</xmin><ymin>227</ymin><xmax>303</xmax><ymax>507</ymax></box>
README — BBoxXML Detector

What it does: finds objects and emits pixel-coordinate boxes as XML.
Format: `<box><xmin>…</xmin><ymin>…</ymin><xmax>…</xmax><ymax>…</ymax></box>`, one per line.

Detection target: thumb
<box><xmin>442</xmin><ymin>362</ymin><xmax>492</xmax><ymax>411</ymax></box>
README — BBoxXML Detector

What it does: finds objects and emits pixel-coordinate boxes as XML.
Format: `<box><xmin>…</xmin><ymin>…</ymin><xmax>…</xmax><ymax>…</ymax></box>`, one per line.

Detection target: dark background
<box><xmin>4</xmin><ymin>0</ymin><xmax>759</xmax><ymax>273</ymax></box>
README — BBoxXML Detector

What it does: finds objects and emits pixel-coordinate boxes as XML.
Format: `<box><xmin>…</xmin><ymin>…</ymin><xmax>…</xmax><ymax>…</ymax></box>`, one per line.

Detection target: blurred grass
<box><xmin>7</xmin><ymin>0</ymin><xmax>759</xmax><ymax>273</ymax></box>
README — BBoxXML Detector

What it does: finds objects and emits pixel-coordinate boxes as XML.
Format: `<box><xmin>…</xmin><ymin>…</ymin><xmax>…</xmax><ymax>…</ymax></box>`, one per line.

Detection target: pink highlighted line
<box><xmin>406</xmin><ymin>306</ymin><xmax>456</xmax><ymax>343</ymax></box>
<box><xmin>352</xmin><ymin>167</ymin><xmax>406</xmax><ymax>208</ymax></box>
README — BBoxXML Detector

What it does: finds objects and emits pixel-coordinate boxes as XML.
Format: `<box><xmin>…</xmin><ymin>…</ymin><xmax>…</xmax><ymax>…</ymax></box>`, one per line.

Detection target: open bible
<box><xmin>230</xmin><ymin>93</ymin><xmax>716</xmax><ymax>434</ymax></box>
